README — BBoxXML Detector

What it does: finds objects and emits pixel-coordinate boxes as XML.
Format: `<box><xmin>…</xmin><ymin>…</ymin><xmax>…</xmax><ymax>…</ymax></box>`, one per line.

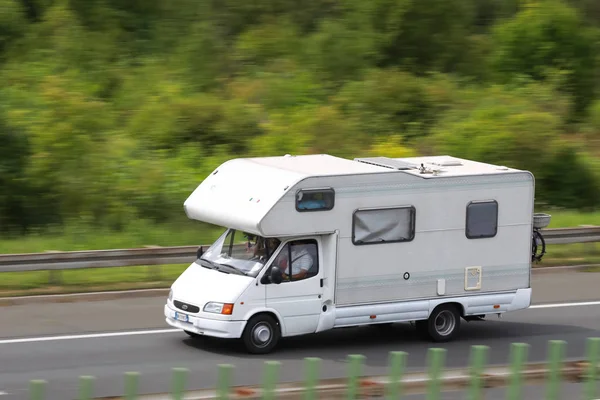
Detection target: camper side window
<box><xmin>295</xmin><ymin>189</ymin><xmax>335</xmax><ymax>212</ymax></box>
<box><xmin>272</xmin><ymin>239</ymin><xmax>319</xmax><ymax>282</ymax></box>
<box><xmin>352</xmin><ymin>206</ymin><xmax>416</xmax><ymax>245</ymax></box>
<box><xmin>466</xmin><ymin>200</ymin><xmax>498</xmax><ymax>239</ymax></box>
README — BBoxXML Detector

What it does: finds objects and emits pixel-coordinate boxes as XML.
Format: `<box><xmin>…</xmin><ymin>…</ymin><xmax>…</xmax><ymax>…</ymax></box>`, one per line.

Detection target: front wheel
<box><xmin>241</xmin><ymin>314</ymin><xmax>280</xmax><ymax>354</ymax></box>
<box><xmin>424</xmin><ymin>304</ymin><xmax>461</xmax><ymax>342</ymax></box>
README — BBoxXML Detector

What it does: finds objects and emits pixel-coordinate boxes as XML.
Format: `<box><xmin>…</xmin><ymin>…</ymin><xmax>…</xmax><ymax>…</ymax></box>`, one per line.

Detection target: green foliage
<box><xmin>334</xmin><ymin>69</ymin><xmax>457</xmax><ymax>140</ymax></box>
<box><xmin>489</xmin><ymin>0</ymin><xmax>599</xmax><ymax>118</ymax></box>
<box><xmin>0</xmin><ymin>0</ymin><xmax>599</xmax><ymax>239</ymax></box>
<box><xmin>0</xmin><ymin>0</ymin><xmax>28</xmax><ymax>55</ymax></box>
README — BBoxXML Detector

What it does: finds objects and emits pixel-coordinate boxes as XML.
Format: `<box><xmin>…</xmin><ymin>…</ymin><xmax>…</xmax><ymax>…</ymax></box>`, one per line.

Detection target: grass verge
<box><xmin>0</xmin><ymin>219</ymin><xmax>223</xmax><ymax>254</ymax></box>
<box><xmin>0</xmin><ymin>263</ymin><xmax>189</xmax><ymax>297</ymax></box>
<box><xmin>1</xmin><ymin>242</ymin><xmax>599</xmax><ymax>298</ymax></box>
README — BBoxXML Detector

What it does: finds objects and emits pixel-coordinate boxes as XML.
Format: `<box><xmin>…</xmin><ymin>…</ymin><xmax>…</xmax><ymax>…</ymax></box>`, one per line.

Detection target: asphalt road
<box><xmin>1</xmin><ymin>270</ymin><xmax>600</xmax><ymax>399</ymax></box>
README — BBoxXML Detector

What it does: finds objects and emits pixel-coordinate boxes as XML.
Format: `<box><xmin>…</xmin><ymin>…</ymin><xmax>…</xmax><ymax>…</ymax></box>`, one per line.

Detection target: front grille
<box><xmin>173</xmin><ymin>300</ymin><xmax>200</xmax><ymax>313</ymax></box>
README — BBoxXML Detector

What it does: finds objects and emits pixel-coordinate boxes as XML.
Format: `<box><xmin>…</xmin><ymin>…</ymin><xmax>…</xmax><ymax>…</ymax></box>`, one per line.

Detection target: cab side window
<box><xmin>273</xmin><ymin>239</ymin><xmax>319</xmax><ymax>282</ymax></box>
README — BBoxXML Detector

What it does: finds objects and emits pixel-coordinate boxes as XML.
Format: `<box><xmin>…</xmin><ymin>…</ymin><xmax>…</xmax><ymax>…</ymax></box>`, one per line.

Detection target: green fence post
<box><xmin>467</xmin><ymin>345</ymin><xmax>488</xmax><ymax>400</ymax></box>
<box><xmin>262</xmin><ymin>360</ymin><xmax>280</xmax><ymax>400</ymax></box>
<box><xmin>79</xmin><ymin>376</ymin><xmax>95</xmax><ymax>400</ymax></box>
<box><xmin>386</xmin><ymin>351</ymin><xmax>407</xmax><ymax>400</ymax></box>
<box><xmin>506</xmin><ymin>343</ymin><xmax>529</xmax><ymax>400</ymax></box>
<box><xmin>347</xmin><ymin>354</ymin><xmax>365</xmax><ymax>400</ymax></box>
<box><xmin>426</xmin><ymin>348</ymin><xmax>446</xmax><ymax>400</ymax></box>
<box><xmin>29</xmin><ymin>380</ymin><xmax>46</xmax><ymax>400</ymax></box>
<box><xmin>216</xmin><ymin>364</ymin><xmax>233</xmax><ymax>400</ymax></box>
<box><xmin>124</xmin><ymin>372</ymin><xmax>139</xmax><ymax>400</ymax></box>
<box><xmin>304</xmin><ymin>357</ymin><xmax>321</xmax><ymax>400</ymax></box>
<box><xmin>545</xmin><ymin>340</ymin><xmax>565</xmax><ymax>400</ymax></box>
<box><xmin>584</xmin><ymin>337</ymin><xmax>600</xmax><ymax>400</ymax></box>
<box><xmin>171</xmin><ymin>367</ymin><xmax>188</xmax><ymax>400</ymax></box>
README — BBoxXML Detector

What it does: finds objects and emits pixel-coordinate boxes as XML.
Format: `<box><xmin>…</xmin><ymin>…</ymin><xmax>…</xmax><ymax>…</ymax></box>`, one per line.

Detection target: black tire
<box><xmin>241</xmin><ymin>314</ymin><xmax>280</xmax><ymax>354</ymax></box>
<box><xmin>425</xmin><ymin>304</ymin><xmax>461</xmax><ymax>342</ymax></box>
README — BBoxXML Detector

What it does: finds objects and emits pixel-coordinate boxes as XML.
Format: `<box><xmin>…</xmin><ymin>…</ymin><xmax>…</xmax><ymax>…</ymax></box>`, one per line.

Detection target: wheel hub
<box><xmin>434</xmin><ymin>310</ymin><xmax>455</xmax><ymax>336</ymax></box>
<box><xmin>253</xmin><ymin>323</ymin><xmax>272</xmax><ymax>345</ymax></box>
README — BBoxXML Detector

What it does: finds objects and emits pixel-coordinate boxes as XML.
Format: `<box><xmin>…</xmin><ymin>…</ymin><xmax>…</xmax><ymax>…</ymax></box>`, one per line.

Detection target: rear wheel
<box><xmin>424</xmin><ymin>304</ymin><xmax>461</xmax><ymax>342</ymax></box>
<box><xmin>242</xmin><ymin>314</ymin><xmax>280</xmax><ymax>354</ymax></box>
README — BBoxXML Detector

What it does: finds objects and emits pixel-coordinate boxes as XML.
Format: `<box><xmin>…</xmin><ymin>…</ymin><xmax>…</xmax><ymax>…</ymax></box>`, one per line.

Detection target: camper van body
<box><xmin>164</xmin><ymin>154</ymin><xmax>536</xmax><ymax>353</ymax></box>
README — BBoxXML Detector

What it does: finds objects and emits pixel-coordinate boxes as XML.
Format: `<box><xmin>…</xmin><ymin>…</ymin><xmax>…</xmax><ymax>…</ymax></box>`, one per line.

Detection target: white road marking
<box><xmin>0</xmin><ymin>328</ymin><xmax>180</xmax><ymax>345</ymax></box>
<box><xmin>529</xmin><ymin>300</ymin><xmax>600</xmax><ymax>309</ymax></box>
<box><xmin>0</xmin><ymin>391</ymin><xmax>8</xmax><ymax>396</ymax></box>
<box><xmin>0</xmin><ymin>300</ymin><xmax>599</xmax><ymax>345</ymax></box>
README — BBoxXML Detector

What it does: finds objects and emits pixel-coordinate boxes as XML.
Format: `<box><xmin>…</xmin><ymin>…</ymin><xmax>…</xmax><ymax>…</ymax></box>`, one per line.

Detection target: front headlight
<box><xmin>168</xmin><ymin>289</ymin><xmax>173</xmax><ymax>302</ymax></box>
<box><xmin>203</xmin><ymin>302</ymin><xmax>234</xmax><ymax>315</ymax></box>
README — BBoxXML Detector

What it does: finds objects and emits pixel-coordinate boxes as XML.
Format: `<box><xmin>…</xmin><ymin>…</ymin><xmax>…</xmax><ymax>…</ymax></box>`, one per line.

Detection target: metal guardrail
<box><xmin>0</xmin><ymin>226</ymin><xmax>598</xmax><ymax>273</ymax></box>
<box><xmin>24</xmin><ymin>338</ymin><xmax>600</xmax><ymax>400</ymax></box>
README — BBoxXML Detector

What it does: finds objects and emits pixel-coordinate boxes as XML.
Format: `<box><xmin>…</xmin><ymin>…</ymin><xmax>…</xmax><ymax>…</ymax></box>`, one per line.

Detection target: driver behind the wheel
<box><xmin>273</xmin><ymin>243</ymin><xmax>313</xmax><ymax>281</ymax></box>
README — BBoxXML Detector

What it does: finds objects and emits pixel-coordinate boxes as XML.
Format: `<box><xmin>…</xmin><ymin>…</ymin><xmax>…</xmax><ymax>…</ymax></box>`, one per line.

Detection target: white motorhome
<box><xmin>164</xmin><ymin>154</ymin><xmax>549</xmax><ymax>354</ymax></box>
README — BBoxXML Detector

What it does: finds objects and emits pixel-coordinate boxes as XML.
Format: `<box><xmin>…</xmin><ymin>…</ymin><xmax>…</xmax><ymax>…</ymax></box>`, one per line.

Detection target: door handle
<box><xmin>320</xmin><ymin>278</ymin><xmax>323</xmax><ymax>287</ymax></box>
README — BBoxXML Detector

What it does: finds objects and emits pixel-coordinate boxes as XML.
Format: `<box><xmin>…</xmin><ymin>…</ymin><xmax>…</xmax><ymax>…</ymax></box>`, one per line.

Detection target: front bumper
<box><xmin>164</xmin><ymin>304</ymin><xmax>246</xmax><ymax>339</ymax></box>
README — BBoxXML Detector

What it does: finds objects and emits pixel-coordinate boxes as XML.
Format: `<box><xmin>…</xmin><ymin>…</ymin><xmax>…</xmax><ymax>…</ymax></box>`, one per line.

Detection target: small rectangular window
<box><xmin>295</xmin><ymin>188</ymin><xmax>335</xmax><ymax>212</ymax></box>
<box><xmin>352</xmin><ymin>206</ymin><xmax>415</xmax><ymax>245</ymax></box>
<box><xmin>466</xmin><ymin>200</ymin><xmax>498</xmax><ymax>239</ymax></box>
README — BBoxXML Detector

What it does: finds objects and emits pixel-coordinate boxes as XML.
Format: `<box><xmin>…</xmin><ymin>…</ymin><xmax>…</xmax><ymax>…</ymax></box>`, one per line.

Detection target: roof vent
<box><xmin>430</xmin><ymin>157</ymin><xmax>463</xmax><ymax>167</ymax></box>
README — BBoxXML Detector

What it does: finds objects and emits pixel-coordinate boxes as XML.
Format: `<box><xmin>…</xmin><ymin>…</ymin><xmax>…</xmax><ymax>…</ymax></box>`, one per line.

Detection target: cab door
<box><xmin>264</xmin><ymin>238</ymin><xmax>324</xmax><ymax>336</ymax></box>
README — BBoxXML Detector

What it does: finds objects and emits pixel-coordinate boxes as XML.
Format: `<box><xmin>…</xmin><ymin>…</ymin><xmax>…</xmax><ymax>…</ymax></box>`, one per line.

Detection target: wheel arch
<box><xmin>243</xmin><ymin>309</ymin><xmax>285</xmax><ymax>336</ymax></box>
<box><xmin>429</xmin><ymin>301</ymin><xmax>466</xmax><ymax>318</ymax></box>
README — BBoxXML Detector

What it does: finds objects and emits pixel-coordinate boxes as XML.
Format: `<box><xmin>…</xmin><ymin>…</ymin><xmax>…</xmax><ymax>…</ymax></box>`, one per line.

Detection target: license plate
<box><xmin>174</xmin><ymin>311</ymin><xmax>189</xmax><ymax>323</ymax></box>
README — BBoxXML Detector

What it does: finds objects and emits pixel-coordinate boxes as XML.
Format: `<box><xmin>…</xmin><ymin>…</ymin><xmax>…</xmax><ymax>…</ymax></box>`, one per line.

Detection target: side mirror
<box><xmin>197</xmin><ymin>246</ymin><xmax>203</xmax><ymax>259</ymax></box>
<box><xmin>270</xmin><ymin>267</ymin><xmax>283</xmax><ymax>284</ymax></box>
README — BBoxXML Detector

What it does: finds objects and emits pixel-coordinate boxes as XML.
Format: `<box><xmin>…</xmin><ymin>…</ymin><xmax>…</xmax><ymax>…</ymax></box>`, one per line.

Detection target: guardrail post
<box><xmin>48</xmin><ymin>270</ymin><xmax>62</xmax><ymax>286</ymax></box>
<box><xmin>29</xmin><ymin>380</ymin><xmax>46</xmax><ymax>400</ymax></box>
<box><xmin>346</xmin><ymin>354</ymin><xmax>365</xmax><ymax>400</ymax></box>
<box><xmin>304</xmin><ymin>357</ymin><xmax>321</xmax><ymax>400</ymax></box>
<box><xmin>468</xmin><ymin>345</ymin><xmax>488</xmax><ymax>400</ymax></box>
<box><xmin>506</xmin><ymin>343</ymin><xmax>528</xmax><ymax>400</ymax></box>
<box><xmin>585</xmin><ymin>337</ymin><xmax>600</xmax><ymax>400</ymax></box>
<box><xmin>545</xmin><ymin>340</ymin><xmax>565</xmax><ymax>400</ymax></box>
<box><xmin>124</xmin><ymin>371</ymin><xmax>139</xmax><ymax>400</ymax></box>
<box><xmin>171</xmin><ymin>367</ymin><xmax>188</xmax><ymax>400</ymax></box>
<box><xmin>426</xmin><ymin>348</ymin><xmax>446</xmax><ymax>400</ymax></box>
<box><xmin>386</xmin><ymin>351</ymin><xmax>407</xmax><ymax>400</ymax></box>
<box><xmin>262</xmin><ymin>360</ymin><xmax>280</xmax><ymax>400</ymax></box>
<box><xmin>79</xmin><ymin>376</ymin><xmax>95</xmax><ymax>400</ymax></box>
<box><xmin>146</xmin><ymin>264</ymin><xmax>162</xmax><ymax>282</ymax></box>
<box><xmin>216</xmin><ymin>364</ymin><xmax>233</xmax><ymax>400</ymax></box>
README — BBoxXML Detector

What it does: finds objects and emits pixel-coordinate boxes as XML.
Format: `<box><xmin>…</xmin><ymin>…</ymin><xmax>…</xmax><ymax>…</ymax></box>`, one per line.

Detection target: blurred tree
<box><xmin>431</xmin><ymin>81</ymin><xmax>599</xmax><ymax>206</ymax></box>
<box><xmin>0</xmin><ymin>0</ymin><xmax>28</xmax><ymax>55</ymax></box>
<box><xmin>0</xmin><ymin>0</ymin><xmax>599</xmax><ymax>234</ymax></box>
<box><xmin>0</xmin><ymin>113</ymin><xmax>30</xmax><ymax>232</ymax></box>
<box><xmin>333</xmin><ymin>69</ymin><xmax>456</xmax><ymax>140</ymax></box>
<box><xmin>489</xmin><ymin>0</ymin><xmax>599</xmax><ymax>119</ymax></box>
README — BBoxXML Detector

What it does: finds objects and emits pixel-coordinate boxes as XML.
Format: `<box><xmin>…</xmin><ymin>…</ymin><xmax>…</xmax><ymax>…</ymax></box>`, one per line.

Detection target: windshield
<box><xmin>195</xmin><ymin>229</ymin><xmax>281</xmax><ymax>278</ymax></box>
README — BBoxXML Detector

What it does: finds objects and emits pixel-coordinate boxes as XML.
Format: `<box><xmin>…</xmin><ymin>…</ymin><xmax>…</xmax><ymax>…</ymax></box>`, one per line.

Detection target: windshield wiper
<box><xmin>196</xmin><ymin>258</ymin><xmax>214</xmax><ymax>269</ymax></box>
<box><xmin>198</xmin><ymin>258</ymin><xmax>230</xmax><ymax>273</ymax></box>
<box><xmin>217</xmin><ymin>263</ymin><xmax>248</xmax><ymax>276</ymax></box>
